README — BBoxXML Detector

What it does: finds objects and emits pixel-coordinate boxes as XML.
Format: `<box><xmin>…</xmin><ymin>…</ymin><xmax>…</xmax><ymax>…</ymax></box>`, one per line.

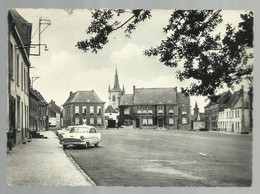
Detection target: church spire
<box><xmin>113</xmin><ymin>67</ymin><xmax>120</xmax><ymax>90</ymax></box>
<box><xmin>195</xmin><ymin>101</ymin><xmax>198</xmax><ymax>109</ymax></box>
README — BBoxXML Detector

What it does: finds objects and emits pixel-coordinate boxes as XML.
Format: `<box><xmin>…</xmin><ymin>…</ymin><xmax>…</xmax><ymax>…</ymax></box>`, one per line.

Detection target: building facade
<box><xmin>218</xmin><ymin>90</ymin><xmax>251</xmax><ymax>133</ymax></box>
<box><xmin>29</xmin><ymin>88</ymin><xmax>48</xmax><ymax>131</ymax></box>
<box><xmin>63</xmin><ymin>91</ymin><xmax>105</xmax><ymax>128</ymax></box>
<box><xmin>7</xmin><ymin>9</ymin><xmax>32</xmax><ymax>148</ymax></box>
<box><xmin>204</xmin><ymin>91</ymin><xmax>232</xmax><ymax>130</ymax></box>
<box><xmin>119</xmin><ymin>86</ymin><xmax>191</xmax><ymax>130</ymax></box>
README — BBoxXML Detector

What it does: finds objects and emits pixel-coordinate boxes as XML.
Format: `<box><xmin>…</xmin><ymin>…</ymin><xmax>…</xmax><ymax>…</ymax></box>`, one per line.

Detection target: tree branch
<box><xmin>112</xmin><ymin>14</ymin><xmax>136</xmax><ymax>31</ymax></box>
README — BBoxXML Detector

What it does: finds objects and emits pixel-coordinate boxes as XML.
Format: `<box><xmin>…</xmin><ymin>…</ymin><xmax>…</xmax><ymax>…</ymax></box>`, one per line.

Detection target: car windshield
<box><xmin>70</xmin><ymin>127</ymin><xmax>89</xmax><ymax>133</ymax></box>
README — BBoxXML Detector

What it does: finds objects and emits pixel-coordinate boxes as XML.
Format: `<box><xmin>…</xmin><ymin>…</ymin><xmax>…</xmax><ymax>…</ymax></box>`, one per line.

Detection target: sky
<box><xmin>16</xmin><ymin>9</ymin><xmax>251</xmax><ymax>113</ymax></box>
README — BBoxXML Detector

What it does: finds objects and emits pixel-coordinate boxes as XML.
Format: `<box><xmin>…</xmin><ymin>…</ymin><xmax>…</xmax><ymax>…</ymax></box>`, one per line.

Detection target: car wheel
<box><xmin>95</xmin><ymin>143</ymin><xmax>99</xmax><ymax>147</ymax></box>
<box><xmin>85</xmin><ymin>142</ymin><xmax>88</xmax><ymax>149</ymax></box>
<box><xmin>63</xmin><ymin>145</ymin><xmax>67</xmax><ymax>149</ymax></box>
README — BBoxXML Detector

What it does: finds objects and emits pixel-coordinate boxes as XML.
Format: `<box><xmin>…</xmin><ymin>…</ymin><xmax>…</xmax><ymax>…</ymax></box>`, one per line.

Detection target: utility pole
<box><xmin>241</xmin><ymin>85</ymin><xmax>245</xmax><ymax>134</ymax></box>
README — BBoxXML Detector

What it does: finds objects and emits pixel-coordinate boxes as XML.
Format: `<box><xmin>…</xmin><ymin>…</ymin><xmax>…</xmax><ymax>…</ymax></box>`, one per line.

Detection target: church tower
<box><xmin>193</xmin><ymin>101</ymin><xmax>199</xmax><ymax>122</ymax></box>
<box><xmin>108</xmin><ymin>67</ymin><xmax>124</xmax><ymax>110</ymax></box>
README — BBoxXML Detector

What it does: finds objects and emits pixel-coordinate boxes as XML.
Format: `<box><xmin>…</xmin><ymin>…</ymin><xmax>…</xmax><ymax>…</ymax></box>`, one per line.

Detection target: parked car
<box><xmin>59</xmin><ymin>125</ymin><xmax>102</xmax><ymax>149</ymax></box>
<box><xmin>57</xmin><ymin>126</ymin><xmax>74</xmax><ymax>139</ymax></box>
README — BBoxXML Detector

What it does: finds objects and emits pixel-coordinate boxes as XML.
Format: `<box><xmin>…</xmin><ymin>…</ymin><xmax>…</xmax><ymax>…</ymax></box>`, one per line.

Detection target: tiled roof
<box><xmin>8</xmin><ymin>9</ymin><xmax>32</xmax><ymax>56</ymax></box>
<box><xmin>30</xmin><ymin>88</ymin><xmax>48</xmax><ymax>106</ymax></box>
<box><xmin>63</xmin><ymin>91</ymin><xmax>105</xmax><ymax>106</ymax></box>
<box><xmin>205</xmin><ymin>91</ymin><xmax>232</xmax><ymax>108</ymax></box>
<box><xmin>134</xmin><ymin>87</ymin><xmax>177</xmax><ymax>105</ymax></box>
<box><xmin>120</xmin><ymin>94</ymin><xmax>134</xmax><ymax>105</ymax></box>
<box><xmin>105</xmin><ymin>105</ymin><xmax>117</xmax><ymax>113</ymax></box>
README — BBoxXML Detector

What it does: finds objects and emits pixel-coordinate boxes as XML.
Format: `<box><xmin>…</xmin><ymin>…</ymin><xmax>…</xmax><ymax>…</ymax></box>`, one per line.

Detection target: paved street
<box><xmin>67</xmin><ymin>128</ymin><xmax>252</xmax><ymax>186</ymax></box>
<box><xmin>6</xmin><ymin>130</ymin><xmax>93</xmax><ymax>186</ymax></box>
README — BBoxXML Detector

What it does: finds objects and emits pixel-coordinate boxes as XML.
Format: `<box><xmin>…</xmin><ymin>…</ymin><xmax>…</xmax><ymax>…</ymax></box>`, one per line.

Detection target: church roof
<box><xmin>63</xmin><ymin>91</ymin><xmax>105</xmax><ymax>106</ymax></box>
<box><xmin>112</xmin><ymin>67</ymin><xmax>121</xmax><ymax>91</ymax></box>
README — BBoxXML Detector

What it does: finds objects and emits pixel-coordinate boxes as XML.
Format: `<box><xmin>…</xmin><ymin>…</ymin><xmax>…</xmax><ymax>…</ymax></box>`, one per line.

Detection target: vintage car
<box><xmin>57</xmin><ymin>126</ymin><xmax>74</xmax><ymax>139</ymax></box>
<box><xmin>59</xmin><ymin>125</ymin><xmax>102</xmax><ymax>149</ymax></box>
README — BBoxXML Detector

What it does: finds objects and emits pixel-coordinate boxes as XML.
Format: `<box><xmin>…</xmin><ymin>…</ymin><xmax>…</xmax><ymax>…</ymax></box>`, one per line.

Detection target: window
<box><xmin>9</xmin><ymin>43</ymin><xmax>14</xmax><ymax>79</ymax></box>
<box><xmin>112</xmin><ymin>95</ymin><xmax>115</xmax><ymax>101</ymax></box>
<box><xmin>82</xmin><ymin>106</ymin><xmax>87</xmax><ymax>114</ymax></box>
<box><xmin>97</xmin><ymin>118</ymin><xmax>102</xmax><ymax>125</ymax></box>
<box><xmin>142</xmin><ymin>118</ymin><xmax>147</xmax><ymax>125</ymax></box>
<box><xmin>148</xmin><ymin>118</ymin><xmax>153</xmax><ymax>125</ymax></box>
<box><xmin>90</xmin><ymin>128</ymin><xmax>97</xmax><ymax>133</ymax></box>
<box><xmin>97</xmin><ymin>106</ymin><xmax>102</xmax><ymax>114</ymax></box>
<box><xmin>137</xmin><ymin>107</ymin><xmax>142</xmax><ymax>114</ymax></box>
<box><xmin>237</xmin><ymin>110</ymin><xmax>240</xmax><ymax>118</ymax></box>
<box><xmin>124</xmin><ymin>108</ymin><xmax>130</xmax><ymax>115</ymax></box>
<box><xmin>169</xmin><ymin>118</ymin><xmax>174</xmax><ymax>125</ymax></box>
<box><xmin>182</xmin><ymin>117</ymin><xmax>187</xmax><ymax>124</ymax></box>
<box><xmin>148</xmin><ymin>108</ymin><xmax>153</xmax><ymax>114</ymax></box>
<box><xmin>142</xmin><ymin>108</ymin><xmax>148</xmax><ymax>114</ymax></box>
<box><xmin>75</xmin><ymin>106</ymin><xmax>79</xmax><ymax>114</ymax></box>
<box><xmin>158</xmin><ymin>106</ymin><xmax>163</xmax><ymax>114</ymax></box>
<box><xmin>16</xmin><ymin>54</ymin><xmax>19</xmax><ymax>86</ymax></box>
<box><xmin>90</xmin><ymin>118</ymin><xmax>94</xmax><ymax>125</ymax></box>
<box><xmin>238</xmin><ymin>122</ymin><xmax>240</xmax><ymax>130</ymax></box>
<box><xmin>17</xmin><ymin>98</ymin><xmax>20</xmax><ymax>129</ymax></box>
<box><xmin>90</xmin><ymin>106</ymin><xmax>94</xmax><ymax>114</ymax></box>
<box><xmin>169</xmin><ymin>108</ymin><xmax>174</xmax><ymax>114</ymax></box>
<box><xmin>24</xmin><ymin>68</ymin><xmax>26</xmax><ymax>93</ymax></box>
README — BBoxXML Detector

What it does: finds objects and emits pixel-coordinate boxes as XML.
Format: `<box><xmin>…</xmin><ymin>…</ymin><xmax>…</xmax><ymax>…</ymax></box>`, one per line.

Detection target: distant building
<box><xmin>119</xmin><ymin>86</ymin><xmax>191</xmax><ymax>130</ymax></box>
<box><xmin>7</xmin><ymin>9</ymin><xmax>32</xmax><ymax>148</ymax></box>
<box><xmin>104</xmin><ymin>105</ymin><xmax>118</xmax><ymax>128</ymax></box>
<box><xmin>218</xmin><ymin>89</ymin><xmax>251</xmax><ymax>133</ymax></box>
<box><xmin>47</xmin><ymin>100</ymin><xmax>61</xmax><ymax>128</ymax></box>
<box><xmin>192</xmin><ymin>102</ymin><xmax>205</xmax><ymax>130</ymax></box>
<box><xmin>63</xmin><ymin>91</ymin><xmax>105</xmax><ymax>128</ymax></box>
<box><xmin>29</xmin><ymin>88</ymin><xmax>48</xmax><ymax>131</ymax></box>
<box><xmin>204</xmin><ymin>91</ymin><xmax>232</xmax><ymax>130</ymax></box>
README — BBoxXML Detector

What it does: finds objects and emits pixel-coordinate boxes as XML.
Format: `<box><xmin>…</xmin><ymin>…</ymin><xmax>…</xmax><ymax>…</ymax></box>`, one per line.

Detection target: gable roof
<box><xmin>63</xmin><ymin>91</ymin><xmax>105</xmax><ymax>106</ymax></box>
<box><xmin>205</xmin><ymin>91</ymin><xmax>232</xmax><ymax>108</ymax></box>
<box><xmin>232</xmin><ymin>92</ymin><xmax>250</xmax><ymax>109</ymax></box>
<box><xmin>105</xmin><ymin>105</ymin><xmax>117</xmax><ymax>113</ymax></box>
<box><xmin>48</xmin><ymin>100</ymin><xmax>61</xmax><ymax>113</ymax></box>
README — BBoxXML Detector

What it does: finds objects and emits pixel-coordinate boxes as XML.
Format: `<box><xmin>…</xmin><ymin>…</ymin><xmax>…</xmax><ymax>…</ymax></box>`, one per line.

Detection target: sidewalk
<box><xmin>6</xmin><ymin>131</ymin><xmax>93</xmax><ymax>186</ymax></box>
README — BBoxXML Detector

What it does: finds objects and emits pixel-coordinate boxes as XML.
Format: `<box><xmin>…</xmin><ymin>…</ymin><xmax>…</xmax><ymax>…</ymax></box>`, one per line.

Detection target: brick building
<box><xmin>29</xmin><ymin>88</ymin><xmax>48</xmax><ymax>131</ymax></box>
<box><xmin>7</xmin><ymin>9</ymin><xmax>32</xmax><ymax>148</ymax></box>
<box><xmin>63</xmin><ymin>91</ymin><xmax>105</xmax><ymax>128</ymax></box>
<box><xmin>119</xmin><ymin>86</ymin><xmax>191</xmax><ymax>130</ymax></box>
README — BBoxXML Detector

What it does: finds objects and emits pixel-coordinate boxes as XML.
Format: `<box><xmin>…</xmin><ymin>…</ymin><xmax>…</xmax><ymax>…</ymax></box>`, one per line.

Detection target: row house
<box><xmin>218</xmin><ymin>89</ymin><xmax>251</xmax><ymax>133</ymax></box>
<box><xmin>119</xmin><ymin>86</ymin><xmax>191</xmax><ymax>130</ymax></box>
<box><xmin>204</xmin><ymin>91</ymin><xmax>232</xmax><ymax>130</ymax></box>
<box><xmin>63</xmin><ymin>91</ymin><xmax>105</xmax><ymax>128</ymax></box>
<box><xmin>29</xmin><ymin>88</ymin><xmax>48</xmax><ymax>131</ymax></box>
<box><xmin>7</xmin><ymin>9</ymin><xmax>32</xmax><ymax>148</ymax></box>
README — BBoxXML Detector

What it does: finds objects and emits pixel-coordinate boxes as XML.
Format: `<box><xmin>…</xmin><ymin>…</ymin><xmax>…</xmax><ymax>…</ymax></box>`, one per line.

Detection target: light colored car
<box><xmin>59</xmin><ymin>125</ymin><xmax>102</xmax><ymax>149</ymax></box>
<box><xmin>57</xmin><ymin>126</ymin><xmax>74</xmax><ymax>139</ymax></box>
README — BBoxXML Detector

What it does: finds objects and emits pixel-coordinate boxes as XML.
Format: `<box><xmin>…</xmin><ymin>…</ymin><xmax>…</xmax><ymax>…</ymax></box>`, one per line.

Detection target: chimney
<box><xmin>133</xmin><ymin>85</ymin><xmax>136</xmax><ymax>95</ymax></box>
<box><xmin>70</xmin><ymin>91</ymin><xmax>73</xmax><ymax>96</ymax></box>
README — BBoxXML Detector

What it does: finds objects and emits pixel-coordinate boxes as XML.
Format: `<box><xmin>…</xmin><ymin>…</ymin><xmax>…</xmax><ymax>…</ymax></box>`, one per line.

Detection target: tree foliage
<box><xmin>69</xmin><ymin>9</ymin><xmax>253</xmax><ymax>96</ymax></box>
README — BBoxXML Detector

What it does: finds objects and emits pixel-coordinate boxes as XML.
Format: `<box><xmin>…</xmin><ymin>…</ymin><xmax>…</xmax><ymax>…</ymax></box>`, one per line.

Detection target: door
<box><xmin>159</xmin><ymin>119</ymin><xmax>163</xmax><ymax>127</ymax></box>
<box><xmin>108</xmin><ymin>120</ymin><xmax>116</xmax><ymax>128</ymax></box>
<box><xmin>136</xmin><ymin>119</ymin><xmax>140</xmax><ymax>128</ymax></box>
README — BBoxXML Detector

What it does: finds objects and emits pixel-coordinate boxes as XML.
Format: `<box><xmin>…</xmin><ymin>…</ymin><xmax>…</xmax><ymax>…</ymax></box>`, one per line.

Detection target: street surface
<box><xmin>66</xmin><ymin>128</ymin><xmax>252</xmax><ymax>186</ymax></box>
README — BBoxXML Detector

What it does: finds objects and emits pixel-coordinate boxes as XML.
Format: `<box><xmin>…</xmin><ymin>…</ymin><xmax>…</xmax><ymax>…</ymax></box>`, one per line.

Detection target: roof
<box><xmin>232</xmin><ymin>92</ymin><xmax>250</xmax><ymax>109</ymax></box>
<box><xmin>205</xmin><ymin>91</ymin><xmax>232</xmax><ymax>108</ymax></box>
<box><xmin>30</xmin><ymin>88</ymin><xmax>48</xmax><ymax>106</ymax></box>
<box><xmin>8</xmin><ymin>9</ymin><xmax>32</xmax><ymax>56</ymax></box>
<box><xmin>105</xmin><ymin>105</ymin><xmax>117</xmax><ymax>113</ymax></box>
<box><xmin>134</xmin><ymin>87</ymin><xmax>177</xmax><ymax>105</ymax></box>
<box><xmin>120</xmin><ymin>94</ymin><xmax>134</xmax><ymax>105</ymax></box>
<box><xmin>63</xmin><ymin>91</ymin><xmax>105</xmax><ymax>106</ymax></box>
<box><xmin>48</xmin><ymin>100</ymin><xmax>61</xmax><ymax>113</ymax></box>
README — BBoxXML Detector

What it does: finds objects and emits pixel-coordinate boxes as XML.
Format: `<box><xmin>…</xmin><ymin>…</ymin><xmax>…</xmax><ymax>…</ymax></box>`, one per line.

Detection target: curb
<box><xmin>64</xmin><ymin>149</ymin><xmax>96</xmax><ymax>186</ymax></box>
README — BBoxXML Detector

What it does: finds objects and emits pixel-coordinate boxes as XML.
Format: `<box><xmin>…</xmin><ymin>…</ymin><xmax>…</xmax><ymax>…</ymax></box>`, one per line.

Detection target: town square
<box><xmin>4</xmin><ymin>7</ymin><xmax>254</xmax><ymax>189</ymax></box>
